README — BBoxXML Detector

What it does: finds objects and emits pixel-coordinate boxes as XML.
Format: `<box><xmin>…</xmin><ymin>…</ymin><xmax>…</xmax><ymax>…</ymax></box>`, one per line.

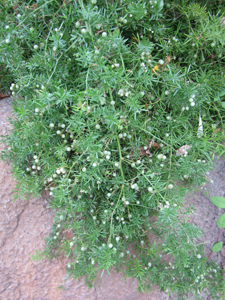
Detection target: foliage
<box><xmin>1</xmin><ymin>0</ymin><xmax>225</xmax><ymax>299</ymax></box>
<box><xmin>209</xmin><ymin>197</ymin><xmax>225</xmax><ymax>255</ymax></box>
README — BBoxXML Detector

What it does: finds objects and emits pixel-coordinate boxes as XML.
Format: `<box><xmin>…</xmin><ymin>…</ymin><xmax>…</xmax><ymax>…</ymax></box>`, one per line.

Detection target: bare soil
<box><xmin>0</xmin><ymin>97</ymin><xmax>224</xmax><ymax>300</ymax></box>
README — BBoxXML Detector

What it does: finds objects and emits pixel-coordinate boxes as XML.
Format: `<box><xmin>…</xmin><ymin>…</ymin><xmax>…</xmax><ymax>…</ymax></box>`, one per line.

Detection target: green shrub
<box><xmin>1</xmin><ymin>0</ymin><xmax>225</xmax><ymax>298</ymax></box>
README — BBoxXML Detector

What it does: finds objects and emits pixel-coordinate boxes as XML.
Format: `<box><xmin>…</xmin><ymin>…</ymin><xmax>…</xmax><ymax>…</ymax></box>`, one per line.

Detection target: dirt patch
<box><xmin>0</xmin><ymin>97</ymin><xmax>224</xmax><ymax>300</ymax></box>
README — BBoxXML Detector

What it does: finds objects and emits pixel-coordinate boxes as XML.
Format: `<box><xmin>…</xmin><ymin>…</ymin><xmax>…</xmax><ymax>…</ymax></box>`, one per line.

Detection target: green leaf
<box><xmin>222</xmin><ymin>102</ymin><xmax>225</xmax><ymax>108</ymax></box>
<box><xmin>219</xmin><ymin>89</ymin><xmax>225</xmax><ymax>97</ymax></box>
<box><xmin>217</xmin><ymin>213</ymin><xmax>225</xmax><ymax>228</ymax></box>
<box><xmin>212</xmin><ymin>242</ymin><xmax>223</xmax><ymax>252</ymax></box>
<box><xmin>210</xmin><ymin>196</ymin><xmax>225</xmax><ymax>208</ymax></box>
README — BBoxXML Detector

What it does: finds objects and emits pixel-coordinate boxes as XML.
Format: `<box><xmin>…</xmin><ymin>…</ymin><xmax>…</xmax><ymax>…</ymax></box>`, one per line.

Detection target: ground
<box><xmin>0</xmin><ymin>97</ymin><xmax>224</xmax><ymax>300</ymax></box>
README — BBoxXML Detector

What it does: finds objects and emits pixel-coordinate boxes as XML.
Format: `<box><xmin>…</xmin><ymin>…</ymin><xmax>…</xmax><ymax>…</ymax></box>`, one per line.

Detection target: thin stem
<box><xmin>116</xmin><ymin>135</ymin><xmax>125</xmax><ymax>183</ymax></box>
<box><xmin>207</xmin><ymin>228</ymin><xmax>224</xmax><ymax>262</ymax></box>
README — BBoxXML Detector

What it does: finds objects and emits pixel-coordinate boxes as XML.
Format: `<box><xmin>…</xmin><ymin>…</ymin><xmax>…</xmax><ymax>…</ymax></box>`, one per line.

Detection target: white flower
<box><xmin>168</xmin><ymin>184</ymin><xmax>174</xmax><ymax>189</ymax></box>
<box><xmin>115</xmin><ymin>162</ymin><xmax>119</xmax><ymax>167</ymax></box>
<box><xmin>102</xmin><ymin>32</ymin><xmax>107</xmax><ymax>37</ymax></box>
<box><xmin>93</xmin><ymin>216</ymin><xmax>96</xmax><ymax>220</ymax></box>
<box><xmin>67</xmin><ymin>263</ymin><xmax>71</xmax><ymax>268</ymax></box>
<box><xmin>5</xmin><ymin>39</ymin><xmax>10</xmax><ymax>44</ymax></box>
<box><xmin>190</xmin><ymin>102</ymin><xmax>195</xmax><ymax>106</ymax></box>
<box><xmin>108</xmin><ymin>243</ymin><xmax>113</xmax><ymax>248</ymax></box>
<box><xmin>125</xmin><ymin>92</ymin><xmax>129</xmax><ymax>97</ymax></box>
<box><xmin>91</xmin><ymin>0</ymin><xmax>97</xmax><ymax>3</ymax></box>
<box><xmin>81</xmin><ymin>28</ymin><xmax>87</xmax><ymax>34</ymax></box>
<box><xmin>186</xmin><ymin>106</ymin><xmax>189</xmax><ymax>110</ymax></box>
<box><xmin>165</xmin><ymin>91</ymin><xmax>170</xmax><ymax>95</ymax></box>
<box><xmin>148</xmin><ymin>187</ymin><xmax>153</xmax><ymax>192</ymax></box>
<box><xmin>116</xmin><ymin>236</ymin><xmax>120</xmax><ymax>242</ymax></box>
<box><xmin>148</xmin><ymin>262</ymin><xmax>152</xmax><ymax>267</ymax></box>
<box><xmin>93</xmin><ymin>163</ymin><xmax>97</xmax><ymax>167</ymax></box>
<box><xmin>158</xmin><ymin>59</ymin><xmax>164</xmax><ymax>65</ymax></box>
<box><xmin>107</xmin><ymin>193</ymin><xmax>111</xmax><ymax>197</ymax></box>
<box><xmin>49</xmin><ymin>123</ymin><xmax>54</xmax><ymax>128</ymax></box>
<box><xmin>118</xmin><ymin>133</ymin><xmax>123</xmax><ymax>138</ymax></box>
<box><xmin>81</xmin><ymin>246</ymin><xmax>85</xmax><ymax>251</ymax></box>
<box><xmin>33</xmin><ymin>45</ymin><xmax>39</xmax><ymax>50</ymax></box>
<box><xmin>125</xmin><ymin>201</ymin><xmax>129</xmax><ymax>205</ymax></box>
<box><xmin>96</xmin><ymin>124</ymin><xmax>100</xmax><ymax>129</ymax></box>
<box><xmin>118</xmin><ymin>89</ymin><xmax>124</xmax><ymax>96</ymax></box>
<box><xmin>110</xmin><ymin>100</ymin><xmax>115</xmax><ymax>105</ymax></box>
<box><xmin>197</xmin><ymin>254</ymin><xmax>201</xmax><ymax>259</ymax></box>
<box><xmin>158</xmin><ymin>203</ymin><xmax>164</xmax><ymax>210</ymax></box>
<box><xmin>70</xmin><ymin>242</ymin><xmax>74</xmax><ymax>247</ymax></box>
<box><xmin>66</xmin><ymin>147</ymin><xmax>71</xmax><ymax>151</ymax></box>
<box><xmin>82</xmin><ymin>167</ymin><xmax>86</xmax><ymax>172</ymax></box>
<box><xmin>157</xmin><ymin>154</ymin><xmax>164</xmax><ymax>160</ymax></box>
<box><xmin>140</xmin><ymin>240</ymin><xmax>144</xmax><ymax>244</ymax></box>
<box><xmin>75</xmin><ymin>21</ymin><xmax>80</xmax><ymax>28</ymax></box>
<box><xmin>136</xmin><ymin>201</ymin><xmax>140</xmax><ymax>204</ymax></box>
<box><xmin>5</xmin><ymin>25</ymin><xmax>9</xmax><ymax>29</ymax></box>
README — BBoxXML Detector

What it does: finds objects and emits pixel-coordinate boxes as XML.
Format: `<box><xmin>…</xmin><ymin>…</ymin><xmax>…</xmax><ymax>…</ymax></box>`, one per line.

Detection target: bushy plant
<box><xmin>1</xmin><ymin>0</ymin><xmax>225</xmax><ymax>298</ymax></box>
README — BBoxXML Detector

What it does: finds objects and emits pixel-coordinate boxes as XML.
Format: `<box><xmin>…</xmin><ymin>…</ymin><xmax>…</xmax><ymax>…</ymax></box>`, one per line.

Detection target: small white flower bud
<box><xmin>75</xmin><ymin>21</ymin><xmax>80</xmax><ymax>28</ymax></box>
<box><xmin>81</xmin><ymin>28</ymin><xmax>87</xmax><ymax>34</ymax></box>
<box><xmin>168</xmin><ymin>184</ymin><xmax>174</xmax><ymax>189</ymax></box>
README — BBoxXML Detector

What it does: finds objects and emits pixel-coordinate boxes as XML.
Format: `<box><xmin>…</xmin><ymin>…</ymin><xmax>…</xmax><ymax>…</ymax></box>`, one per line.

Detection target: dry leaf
<box><xmin>212</xmin><ymin>128</ymin><xmax>221</xmax><ymax>135</ymax></box>
<box><xmin>176</xmin><ymin>145</ymin><xmax>192</xmax><ymax>156</ymax></box>
<box><xmin>147</xmin><ymin>139</ymin><xmax>161</xmax><ymax>150</ymax></box>
<box><xmin>145</xmin><ymin>149</ymin><xmax>153</xmax><ymax>157</ymax></box>
<box><xmin>0</xmin><ymin>94</ymin><xmax>9</xmax><ymax>100</ymax></box>
<box><xmin>130</xmin><ymin>146</ymin><xmax>153</xmax><ymax>158</ymax></box>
